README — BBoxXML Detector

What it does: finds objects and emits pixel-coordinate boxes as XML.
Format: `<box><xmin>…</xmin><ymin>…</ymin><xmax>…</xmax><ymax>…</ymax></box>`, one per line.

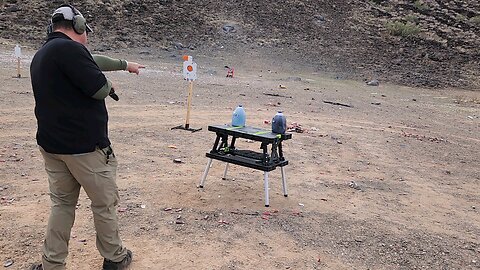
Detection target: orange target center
<box><xmin>187</xmin><ymin>65</ymin><xmax>193</xmax><ymax>72</ymax></box>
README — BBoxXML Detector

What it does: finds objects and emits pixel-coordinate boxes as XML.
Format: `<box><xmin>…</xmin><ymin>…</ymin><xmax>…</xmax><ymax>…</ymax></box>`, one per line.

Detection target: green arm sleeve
<box><xmin>92</xmin><ymin>54</ymin><xmax>127</xmax><ymax>71</ymax></box>
<box><xmin>92</xmin><ymin>79</ymin><xmax>112</xmax><ymax>100</ymax></box>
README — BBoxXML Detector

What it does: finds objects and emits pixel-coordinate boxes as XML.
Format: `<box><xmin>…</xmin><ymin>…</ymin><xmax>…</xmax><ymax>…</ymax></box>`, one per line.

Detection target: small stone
<box><xmin>222</xmin><ymin>25</ymin><xmax>235</xmax><ymax>33</ymax></box>
<box><xmin>348</xmin><ymin>181</ymin><xmax>361</xmax><ymax>190</ymax></box>
<box><xmin>366</xmin><ymin>79</ymin><xmax>379</xmax><ymax>86</ymax></box>
<box><xmin>286</xmin><ymin>76</ymin><xmax>302</xmax><ymax>81</ymax></box>
<box><xmin>173</xmin><ymin>42</ymin><xmax>184</xmax><ymax>49</ymax></box>
<box><xmin>314</xmin><ymin>14</ymin><xmax>325</xmax><ymax>21</ymax></box>
<box><xmin>218</xmin><ymin>219</ymin><xmax>230</xmax><ymax>225</ymax></box>
<box><xmin>4</xmin><ymin>259</ymin><xmax>14</xmax><ymax>267</ymax></box>
<box><xmin>473</xmin><ymin>206</ymin><xmax>476</xmax><ymax>209</ymax></box>
<box><xmin>173</xmin><ymin>158</ymin><xmax>183</xmax><ymax>163</ymax></box>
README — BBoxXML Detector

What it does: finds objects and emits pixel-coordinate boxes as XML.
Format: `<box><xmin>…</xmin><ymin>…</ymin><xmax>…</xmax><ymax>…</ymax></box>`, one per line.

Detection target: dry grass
<box><xmin>414</xmin><ymin>0</ymin><xmax>429</xmax><ymax>12</ymax></box>
<box><xmin>386</xmin><ymin>21</ymin><xmax>420</xmax><ymax>37</ymax></box>
<box><xmin>453</xmin><ymin>95</ymin><xmax>480</xmax><ymax>104</ymax></box>
<box><xmin>470</xmin><ymin>15</ymin><xmax>480</xmax><ymax>25</ymax></box>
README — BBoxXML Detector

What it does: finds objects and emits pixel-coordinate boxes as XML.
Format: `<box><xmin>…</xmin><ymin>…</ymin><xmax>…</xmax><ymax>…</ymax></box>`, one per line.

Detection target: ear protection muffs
<box><xmin>61</xmin><ymin>4</ymin><xmax>87</xmax><ymax>34</ymax></box>
<box><xmin>50</xmin><ymin>4</ymin><xmax>87</xmax><ymax>35</ymax></box>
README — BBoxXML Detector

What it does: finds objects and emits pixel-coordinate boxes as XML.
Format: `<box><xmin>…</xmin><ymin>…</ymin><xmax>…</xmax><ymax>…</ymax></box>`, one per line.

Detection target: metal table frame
<box><xmin>199</xmin><ymin>125</ymin><xmax>292</xmax><ymax>207</ymax></box>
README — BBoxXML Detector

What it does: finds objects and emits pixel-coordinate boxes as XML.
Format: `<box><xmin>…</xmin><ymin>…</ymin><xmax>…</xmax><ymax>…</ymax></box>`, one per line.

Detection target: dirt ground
<box><xmin>0</xmin><ymin>42</ymin><xmax>479</xmax><ymax>270</ymax></box>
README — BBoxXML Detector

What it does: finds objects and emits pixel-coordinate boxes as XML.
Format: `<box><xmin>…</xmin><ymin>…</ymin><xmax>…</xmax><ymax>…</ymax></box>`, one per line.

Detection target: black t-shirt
<box><xmin>30</xmin><ymin>32</ymin><xmax>110</xmax><ymax>154</ymax></box>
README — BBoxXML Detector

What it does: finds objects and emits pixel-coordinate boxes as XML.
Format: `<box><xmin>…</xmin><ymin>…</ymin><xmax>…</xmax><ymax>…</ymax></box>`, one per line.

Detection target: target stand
<box><xmin>172</xmin><ymin>124</ymin><xmax>202</xmax><ymax>132</ymax></box>
<box><xmin>12</xmin><ymin>44</ymin><xmax>28</xmax><ymax>79</ymax></box>
<box><xmin>171</xmin><ymin>55</ymin><xmax>202</xmax><ymax>133</ymax></box>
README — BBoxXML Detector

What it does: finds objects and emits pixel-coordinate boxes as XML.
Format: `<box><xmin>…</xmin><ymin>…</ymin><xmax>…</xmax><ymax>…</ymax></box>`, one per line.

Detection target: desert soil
<box><xmin>0</xmin><ymin>42</ymin><xmax>479</xmax><ymax>269</ymax></box>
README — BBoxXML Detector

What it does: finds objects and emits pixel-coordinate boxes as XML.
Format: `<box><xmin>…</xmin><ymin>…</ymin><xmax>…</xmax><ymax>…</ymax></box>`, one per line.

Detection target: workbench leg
<box><xmin>222</xmin><ymin>163</ymin><xmax>229</xmax><ymax>180</ymax></box>
<box><xmin>264</xmin><ymin>171</ymin><xmax>269</xmax><ymax>207</ymax></box>
<box><xmin>281</xmin><ymin>166</ymin><xmax>288</xmax><ymax>197</ymax></box>
<box><xmin>199</xmin><ymin>158</ymin><xmax>213</xmax><ymax>188</ymax></box>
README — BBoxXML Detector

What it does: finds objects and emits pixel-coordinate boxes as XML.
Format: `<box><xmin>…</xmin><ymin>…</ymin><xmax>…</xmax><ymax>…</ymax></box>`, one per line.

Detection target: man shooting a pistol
<box><xmin>30</xmin><ymin>4</ymin><xmax>144</xmax><ymax>270</ymax></box>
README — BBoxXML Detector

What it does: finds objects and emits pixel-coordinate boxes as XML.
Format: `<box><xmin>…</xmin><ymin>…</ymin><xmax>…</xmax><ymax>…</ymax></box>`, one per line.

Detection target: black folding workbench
<box><xmin>199</xmin><ymin>124</ymin><xmax>292</xmax><ymax>207</ymax></box>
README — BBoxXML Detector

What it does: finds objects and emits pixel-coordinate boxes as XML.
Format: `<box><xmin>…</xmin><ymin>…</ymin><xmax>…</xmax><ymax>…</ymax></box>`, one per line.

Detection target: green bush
<box><xmin>405</xmin><ymin>14</ymin><xmax>420</xmax><ymax>24</ymax></box>
<box><xmin>470</xmin><ymin>16</ymin><xmax>480</xmax><ymax>25</ymax></box>
<box><xmin>414</xmin><ymin>0</ymin><xmax>429</xmax><ymax>11</ymax></box>
<box><xmin>455</xmin><ymin>14</ymin><xmax>466</xmax><ymax>22</ymax></box>
<box><xmin>386</xmin><ymin>21</ymin><xmax>420</xmax><ymax>37</ymax></box>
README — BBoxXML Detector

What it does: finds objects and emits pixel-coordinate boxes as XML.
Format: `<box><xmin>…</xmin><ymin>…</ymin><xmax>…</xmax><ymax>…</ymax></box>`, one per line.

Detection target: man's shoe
<box><xmin>102</xmin><ymin>249</ymin><xmax>133</xmax><ymax>270</ymax></box>
<box><xmin>30</xmin><ymin>264</ymin><xmax>43</xmax><ymax>270</ymax></box>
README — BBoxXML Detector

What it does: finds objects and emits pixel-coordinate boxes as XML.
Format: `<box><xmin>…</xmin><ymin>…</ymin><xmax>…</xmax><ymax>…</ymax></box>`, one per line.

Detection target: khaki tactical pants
<box><xmin>39</xmin><ymin>146</ymin><xmax>127</xmax><ymax>270</ymax></box>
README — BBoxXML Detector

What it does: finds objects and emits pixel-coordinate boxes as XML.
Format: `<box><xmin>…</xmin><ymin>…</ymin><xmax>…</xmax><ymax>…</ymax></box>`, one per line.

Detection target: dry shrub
<box><xmin>453</xmin><ymin>96</ymin><xmax>480</xmax><ymax>105</ymax></box>
<box><xmin>386</xmin><ymin>21</ymin><xmax>420</xmax><ymax>37</ymax></box>
<box><xmin>469</xmin><ymin>16</ymin><xmax>480</xmax><ymax>25</ymax></box>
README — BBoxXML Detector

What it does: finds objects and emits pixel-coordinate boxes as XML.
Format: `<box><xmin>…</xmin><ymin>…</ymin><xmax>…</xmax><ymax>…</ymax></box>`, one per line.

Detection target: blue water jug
<box><xmin>272</xmin><ymin>111</ymin><xmax>286</xmax><ymax>134</ymax></box>
<box><xmin>232</xmin><ymin>105</ymin><xmax>246</xmax><ymax>127</ymax></box>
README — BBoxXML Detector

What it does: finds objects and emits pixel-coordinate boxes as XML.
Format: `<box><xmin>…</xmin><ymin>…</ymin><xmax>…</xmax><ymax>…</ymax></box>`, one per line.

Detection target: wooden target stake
<box><xmin>14</xmin><ymin>45</ymin><xmax>22</xmax><ymax>78</ymax></box>
<box><xmin>16</xmin><ymin>58</ymin><xmax>21</xmax><ymax>78</ymax></box>
<box><xmin>185</xmin><ymin>80</ymin><xmax>194</xmax><ymax>129</ymax></box>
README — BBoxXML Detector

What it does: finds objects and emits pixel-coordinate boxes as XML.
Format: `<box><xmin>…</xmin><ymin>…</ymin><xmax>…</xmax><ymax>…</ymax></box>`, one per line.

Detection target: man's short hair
<box><xmin>52</xmin><ymin>20</ymin><xmax>73</xmax><ymax>31</ymax></box>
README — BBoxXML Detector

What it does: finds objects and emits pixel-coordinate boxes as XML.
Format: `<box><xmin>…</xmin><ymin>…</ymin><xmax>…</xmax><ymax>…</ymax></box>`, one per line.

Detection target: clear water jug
<box><xmin>272</xmin><ymin>111</ymin><xmax>286</xmax><ymax>134</ymax></box>
<box><xmin>232</xmin><ymin>105</ymin><xmax>246</xmax><ymax>127</ymax></box>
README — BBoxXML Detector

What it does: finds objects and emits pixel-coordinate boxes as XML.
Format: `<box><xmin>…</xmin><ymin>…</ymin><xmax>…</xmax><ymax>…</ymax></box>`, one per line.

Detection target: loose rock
<box><xmin>4</xmin><ymin>259</ymin><xmax>14</xmax><ymax>268</ymax></box>
<box><xmin>366</xmin><ymin>79</ymin><xmax>379</xmax><ymax>86</ymax></box>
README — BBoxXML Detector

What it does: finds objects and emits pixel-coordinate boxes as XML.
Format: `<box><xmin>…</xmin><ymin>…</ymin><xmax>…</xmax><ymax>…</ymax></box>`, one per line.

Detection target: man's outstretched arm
<box><xmin>93</xmin><ymin>54</ymin><xmax>145</xmax><ymax>74</ymax></box>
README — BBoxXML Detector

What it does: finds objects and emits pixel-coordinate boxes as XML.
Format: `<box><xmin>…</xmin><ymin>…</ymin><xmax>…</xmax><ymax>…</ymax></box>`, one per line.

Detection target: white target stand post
<box><xmin>172</xmin><ymin>55</ymin><xmax>202</xmax><ymax>132</ymax></box>
<box><xmin>14</xmin><ymin>45</ymin><xmax>22</xmax><ymax>78</ymax></box>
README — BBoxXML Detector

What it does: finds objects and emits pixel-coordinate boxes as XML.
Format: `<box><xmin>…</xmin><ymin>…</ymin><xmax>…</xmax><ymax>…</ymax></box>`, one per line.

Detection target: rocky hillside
<box><xmin>1</xmin><ymin>0</ymin><xmax>479</xmax><ymax>89</ymax></box>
